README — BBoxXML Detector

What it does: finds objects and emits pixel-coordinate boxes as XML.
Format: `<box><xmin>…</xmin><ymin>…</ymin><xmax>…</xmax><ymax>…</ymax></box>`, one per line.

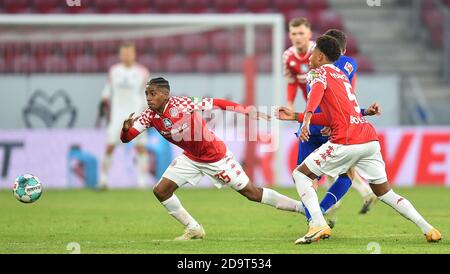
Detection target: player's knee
<box><xmin>153</xmin><ymin>184</ymin><xmax>172</xmax><ymax>201</ymax></box>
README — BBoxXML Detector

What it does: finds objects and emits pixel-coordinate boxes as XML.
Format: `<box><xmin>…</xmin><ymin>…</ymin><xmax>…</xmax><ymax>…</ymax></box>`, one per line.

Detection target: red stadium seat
<box><xmin>92</xmin><ymin>0</ymin><xmax>122</xmax><ymax>13</ymax></box>
<box><xmin>73</xmin><ymin>54</ymin><xmax>100</xmax><ymax>72</ymax></box>
<box><xmin>210</xmin><ymin>30</ymin><xmax>244</xmax><ymax>54</ymax></box>
<box><xmin>152</xmin><ymin>36</ymin><xmax>180</xmax><ymax>54</ymax></box>
<box><xmin>315</xmin><ymin>10</ymin><xmax>344</xmax><ymax>32</ymax></box>
<box><xmin>284</xmin><ymin>9</ymin><xmax>311</xmax><ymax>24</ymax></box>
<box><xmin>13</xmin><ymin>55</ymin><xmax>38</xmax><ymax>73</ymax></box>
<box><xmin>345</xmin><ymin>35</ymin><xmax>359</xmax><ymax>56</ymax></box>
<box><xmin>3</xmin><ymin>0</ymin><xmax>30</xmax><ymax>13</ymax></box>
<box><xmin>213</xmin><ymin>0</ymin><xmax>241</xmax><ymax>13</ymax></box>
<box><xmin>353</xmin><ymin>55</ymin><xmax>374</xmax><ymax>73</ymax></box>
<box><xmin>0</xmin><ymin>57</ymin><xmax>7</xmax><ymax>72</ymax></box>
<box><xmin>243</xmin><ymin>0</ymin><xmax>271</xmax><ymax>13</ymax></box>
<box><xmin>256</xmin><ymin>54</ymin><xmax>272</xmax><ymax>72</ymax></box>
<box><xmin>195</xmin><ymin>54</ymin><xmax>223</xmax><ymax>73</ymax></box>
<box><xmin>181</xmin><ymin>33</ymin><xmax>209</xmax><ymax>53</ymax></box>
<box><xmin>123</xmin><ymin>0</ymin><xmax>152</xmax><ymax>12</ymax></box>
<box><xmin>153</xmin><ymin>0</ymin><xmax>182</xmax><ymax>12</ymax></box>
<box><xmin>43</xmin><ymin>55</ymin><xmax>69</xmax><ymax>73</ymax></box>
<box><xmin>91</xmin><ymin>40</ymin><xmax>119</xmax><ymax>54</ymax></box>
<box><xmin>184</xmin><ymin>0</ymin><xmax>212</xmax><ymax>13</ymax></box>
<box><xmin>274</xmin><ymin>0</ymin><xmax>309</xmax><ymax>14</ymax></box>
<box><xmin>34</xmin><ymin>0</ymin><xmax>62</xmax><ymax>13</ymax></box>
<box><xmin>255</xmin><ymin>28</ymin><xmax>272</xmax><ymax>54</ymax></box>
<box><xmin>61</xmin><ymin>41</ymin><xmax>87</xmax><ymax>56</ymax></box>
<box><xmin>99</xmin><ymin>54</ymin><xmax>119</xmax><ymax>71</ymax></box>
<box><xmin>305</xmin><ymin>0</ymin><xmax>328</xmax><ymax>11</ymax></box>
<box><xmin>226</xmin><ymin>54</ymin><xmax>245</xmax><ymax>72</ymax></box>
<box><xmin>138</xmin><ymin>54</ymin><xmax>165</xmax><ymax>72</ymax></box>
<box><xmin>166</xmin><ymin>54</ymin><xmax>194</xmax><ymax>72</ymax></box>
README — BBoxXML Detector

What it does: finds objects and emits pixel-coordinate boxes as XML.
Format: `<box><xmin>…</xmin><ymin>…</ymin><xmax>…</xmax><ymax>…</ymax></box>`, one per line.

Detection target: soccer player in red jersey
<box><xmin>277</xmin><ymin>36</ymin><xmax>441</xmax><ymax>244</ymax></box>
<box><xmin>121</xmin><ymin>77</ymin><xmax>306</xmax><ymax>240</ymax></box>
<box><xmin>283</xmin><ymin>17</ymin><xmax>315</xmax><ymax>110</ymax></box>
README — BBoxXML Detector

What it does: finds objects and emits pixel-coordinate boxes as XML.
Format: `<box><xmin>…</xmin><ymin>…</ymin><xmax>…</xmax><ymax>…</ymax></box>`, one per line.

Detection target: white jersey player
<box><xmin>99</xmin><ymin>43</ymin><xmax>150</xmax><ymax>189</ymax></box>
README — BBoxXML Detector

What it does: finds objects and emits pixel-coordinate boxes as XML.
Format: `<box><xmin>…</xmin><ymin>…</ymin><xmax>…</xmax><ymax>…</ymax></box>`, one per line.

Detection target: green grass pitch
<box><xmin>0</xmin><ymin>186</ymin><xmax>448</xmax><ymax>254</ymax></box>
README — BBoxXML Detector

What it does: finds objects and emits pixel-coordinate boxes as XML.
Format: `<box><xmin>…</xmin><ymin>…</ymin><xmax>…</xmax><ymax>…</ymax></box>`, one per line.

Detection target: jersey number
<box><xmin>214</xmin><ymin>171</ymin><xmax>231</xmax><ymax>184</ymax></box>
<box><xmin>344</xmin><ymin>82</ymin><xmax>361</xmax><ymax>113</ymax></box>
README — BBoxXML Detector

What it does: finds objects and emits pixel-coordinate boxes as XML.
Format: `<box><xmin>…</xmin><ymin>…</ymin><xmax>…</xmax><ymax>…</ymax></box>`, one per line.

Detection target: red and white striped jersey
<box><xmin>133</xmin><ymin>96</ymin><xmax>227</xmax><ymax>163</ymax></box>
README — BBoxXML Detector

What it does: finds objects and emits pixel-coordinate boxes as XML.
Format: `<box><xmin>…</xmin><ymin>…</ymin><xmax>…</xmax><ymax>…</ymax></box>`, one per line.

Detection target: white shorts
<box><xmin>304</xmin><ymin>141</ymin><xmax>387</xmax><ymax>184</ymax></box>
<box><xmin>107</xmin><ymin>123</ymin><xmax>147</xmax><ymax>146</ymax></box>
<box><xmin>161</xmin><ymin>150</ymin><xmax>250</xmax><ymax>191</ymax></box>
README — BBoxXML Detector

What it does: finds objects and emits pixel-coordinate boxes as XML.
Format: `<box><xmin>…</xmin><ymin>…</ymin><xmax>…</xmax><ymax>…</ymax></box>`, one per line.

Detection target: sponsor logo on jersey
<box><xmin>330</xmin><ymin>72</ymin><xmax>347</xmax><ymax>80</ymax></box>
<box><xmin>289</xmin><ymin>61</ymin><xmax>296</xmax><ymax>67</ymax></box>
<box><xmin>350</xmin><ymin>115</ymin><xmax>369</xmax><ymax>125</ymax></box>
<box><xmin>163</xmin><ymin>118</ymin><xmax>173</xmax><ymax>128</ymax></box>
<box><xmin>344</xmin><ymin>62</ymin><xmax>353</xmax><ymax>74</ymax></box>
<box><xmin>169</xmin><ymin>107</ymin><xmax>179</xmax><ymax>117</ymax></box>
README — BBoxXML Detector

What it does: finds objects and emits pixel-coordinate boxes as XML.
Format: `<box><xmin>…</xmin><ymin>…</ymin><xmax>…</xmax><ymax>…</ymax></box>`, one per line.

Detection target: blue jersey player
<box><xmin>296</xmin><ymin>29</ymin><xmax>378</xmax><ymax>227</ymax></box>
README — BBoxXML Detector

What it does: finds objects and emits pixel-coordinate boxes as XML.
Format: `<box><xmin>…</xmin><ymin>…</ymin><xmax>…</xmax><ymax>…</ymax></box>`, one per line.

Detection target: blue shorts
<box><xmin>295</xmin><ymin>123</ymin><xmax>329</xmax><ymax>165</ymax></box>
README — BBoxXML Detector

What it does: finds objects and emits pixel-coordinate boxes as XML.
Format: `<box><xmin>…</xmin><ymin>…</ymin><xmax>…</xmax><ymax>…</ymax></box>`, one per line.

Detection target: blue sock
<box><xmin>304</xmin><ymin>174</ymin><xmax>352</xmax><ymax>222</ymax></box>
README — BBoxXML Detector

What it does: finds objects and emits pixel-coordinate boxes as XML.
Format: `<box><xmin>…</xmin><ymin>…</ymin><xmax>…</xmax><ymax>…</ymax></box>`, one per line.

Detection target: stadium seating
<box><xmin>0</xmin><ymin>0</ymin><xmax>372</xmax><ymax>73</ymax></box>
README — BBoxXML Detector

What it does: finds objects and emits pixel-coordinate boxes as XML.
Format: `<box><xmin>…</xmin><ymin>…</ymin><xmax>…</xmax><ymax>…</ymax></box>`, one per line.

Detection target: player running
<box><xmin>121</xmin><ymin>77</ymin><xmax>305</xmax><ymax>240</ymax></box>
<box><xmin>98</xmin><ymin>42</ymin><xmax>150</xmax><ymax>190</ymax></box>
<box><xmin>299</xmin><ymin>29</ymin><xmax>378</xmax><ymax>228</ymax></box>
<box><xmin>277</xmin><ymin>35</ymin><xmax>442</xmax><ymax>244</ymax></box>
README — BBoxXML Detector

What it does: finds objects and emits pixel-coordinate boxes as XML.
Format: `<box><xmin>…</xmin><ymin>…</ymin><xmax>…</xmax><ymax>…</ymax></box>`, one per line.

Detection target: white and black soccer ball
<box><xmin>13</xmin><ymin>174</ymin><xmax>43</xmax><ymax>203</ymax></box>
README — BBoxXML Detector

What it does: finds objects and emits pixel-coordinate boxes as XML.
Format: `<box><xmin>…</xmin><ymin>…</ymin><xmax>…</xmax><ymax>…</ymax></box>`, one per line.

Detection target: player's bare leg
<box><xmin>237</xmin><ymin>181</ymin><xmax>305</xmax><ymax>215</ymax></box>
<box><xmin>347</xmin><ymin>168</ymin><xmax>377</xmax><ymax>214</ymax></box>
<box><xmin>153</xmin><ymin>177</ymin><xmax>205</xmax><ymax>240</ymax></box>
<box><xmin>292</xmin><ymin>164</ymin><xmax>331</xmax><ymax>244</ymax></box>
<box><xmin>99</xmin><ymin>144</ymin><xmax>115</xmax><ymax>190</ymax></box>
<box><xmin>135</xmin><ymin>145</ymin><xmax>149</xmax><ymax>189</ymax></box>
<box><xmin>370</xmin><ymin>182</ymin><xmax>441</xmax><ymax>243</ymax></box>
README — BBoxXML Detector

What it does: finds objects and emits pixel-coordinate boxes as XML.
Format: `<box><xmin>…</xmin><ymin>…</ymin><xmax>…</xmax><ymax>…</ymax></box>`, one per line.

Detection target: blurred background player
<box><xmin>283</xmin><ymin>17</ymin><xmax>315</xmax><ymax>111</ymax></box>
<box><xmin>98</xmin><ymin>42</ymin><xmax>150</xmax><ymax>190</ymax></box>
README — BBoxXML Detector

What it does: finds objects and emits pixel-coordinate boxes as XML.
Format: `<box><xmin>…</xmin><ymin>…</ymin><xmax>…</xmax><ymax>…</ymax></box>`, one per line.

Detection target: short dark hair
<box><xmin>148</xmin><ymin>77</ymin><xmax>170</xmax><ymax>91</ymax></box>
<box><xmin>324</xmin><ymin>29</ymin><xmax>346</xmax><ymax>52</ymax></box>
<box><xmin>315</xmin><ymin>35</ymin><xmax>341</xmax><ymax>62</ymax></box>
<box><xmin>289</xmin><ymin>17</ymin><xmax>311</xmax><ymax>29</ymax></box>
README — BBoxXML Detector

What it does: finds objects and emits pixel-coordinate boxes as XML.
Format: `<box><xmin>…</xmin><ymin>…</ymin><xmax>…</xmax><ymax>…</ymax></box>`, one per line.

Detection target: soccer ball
<box><xmin>13</xmin><ymin>174</ymin><xmax>43</xmax><ymax>203</ymax></box>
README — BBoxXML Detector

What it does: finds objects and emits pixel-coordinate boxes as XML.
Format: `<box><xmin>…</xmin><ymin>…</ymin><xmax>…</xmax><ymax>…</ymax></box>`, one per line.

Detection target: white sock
<box><xmin>351</xmin><ymin>173</ymin><xmax>373</xmax><ymax>198</ymax></box>
<box><xmin>99</xmin><ymin>153</ymin><xmax>112</xmax><ymax>187</ymax></box>
<box><xmin>261</xmin><ymin>188</ymin><xmax>305</xmax><ymax>215</ymax></box>
<box><xmin>292</xmin><ymin>169</ymin><xmax>327</xmax><ymax>227</ymax></box>
<box><xmin>161</xmin><ymin>194</ymin><xmax>199</xmax><ymax>229</ymax></box>
<box><xmin>379</xmin><ymin>190</ymin><xmax>433</xmax><ymax>234</ymax></box>
<box><xmin>136</xmin><ymin>152</ymin><xmax>149</xmax><ymax>188</ymax></box>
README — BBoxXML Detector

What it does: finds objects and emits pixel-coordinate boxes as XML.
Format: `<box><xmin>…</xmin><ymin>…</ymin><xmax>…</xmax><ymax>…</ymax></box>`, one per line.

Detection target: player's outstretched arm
<box><xmin>120</xmin><ymin>112</ymin><xmax>140</xmax><ymax>143</ymax></box>
<box><xmin>275</xmin><ymin>106</ymin><xmax>329</xmax><ymax>126</ymax></box>
<box><xmin>212</xmin><ymin>98</ymin><xmax>270</xmax><ymax>120</ymax></box>
<box><xmin>362</xmin><ymin>102</ymin><xmax>382</xmax><ymax>116</ymax></box>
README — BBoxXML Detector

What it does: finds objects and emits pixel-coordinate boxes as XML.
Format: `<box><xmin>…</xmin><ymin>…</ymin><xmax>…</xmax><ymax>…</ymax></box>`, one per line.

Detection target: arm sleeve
<box><xmin>120</xmin><ymin>127</ymin><xmax>140</xmax><ymax>143</ymax></box>
<box><xmin>286</xmin><ymin>82</ymin><xmax>298</xmax><ymax>104</ymax></box>
<box><xmin>296</xmin><ymin>112</ymin><xmax>330</xmax><ymax>126</ymax></box>
<box><xmin>305</xmin><ymin>82</ymin><xmax>325</xmax><ymax>113</ymax></box>
<box><xmin>212</xmin><ymin>98</ymin><xmax>249</xmax><ymax>115</ymax></box>
<box><xmin>120</xmin><ymin>111</ymin><xmax>152</xmax><ymax>143</ymax></box>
